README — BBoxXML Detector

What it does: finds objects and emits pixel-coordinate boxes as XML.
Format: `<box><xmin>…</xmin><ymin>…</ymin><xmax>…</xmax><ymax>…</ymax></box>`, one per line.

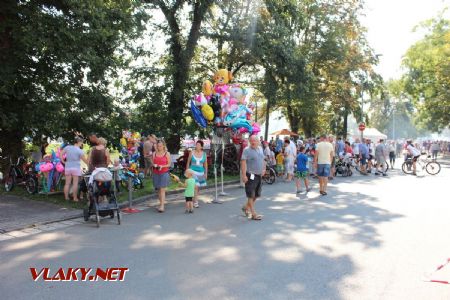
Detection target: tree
<box><xmin>146</xmin><ymin>0</ymin><xmax>215</xmax><ymax>152</ymax></box>
<box><xmin>0</xmin><ymin>0</ymin><xmax>137</xmax><ymax>167</ymax></box>
<box><xmin>402</xmin><ymin>13</ymin><xmax>450</xmax><ymax>132</ymax></box>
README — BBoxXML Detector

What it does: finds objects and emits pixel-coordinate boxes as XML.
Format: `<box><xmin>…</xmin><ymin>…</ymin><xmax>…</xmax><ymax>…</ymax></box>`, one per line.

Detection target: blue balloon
<box><xmin>229</xmin><ymin>119</ymin><xmax>253</xmax><ymax>133</ymax></box>
<box><xmin>190</xmin><ymin>100</ymin><xmax>207</xmax><ymax>128</ymax></box>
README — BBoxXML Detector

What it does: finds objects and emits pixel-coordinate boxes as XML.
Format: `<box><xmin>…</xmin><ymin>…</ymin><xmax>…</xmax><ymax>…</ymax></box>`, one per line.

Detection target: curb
<box><xmin>5</xmin><ymin>179</ymin><xmax>242</xmax><ymax>233</ymax></box>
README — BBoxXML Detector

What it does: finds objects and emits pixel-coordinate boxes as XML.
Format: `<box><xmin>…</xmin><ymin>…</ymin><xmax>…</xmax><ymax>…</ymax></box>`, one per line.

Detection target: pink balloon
<box><xmin>40</xmin><ymin>162</ymin><xmax>54</xmax><ymax>172</ymax></box>
<box><xmin>229</xmin><ymin>98</ymin><xmax>238</xmax><ymax>106</ymax></box>
<box><xmin>56</xmin><ymin>162</ymin><xmax>64</xmax><ymax>173</ymax></box>
<box><xmin>239</xmin><ymin>127</ymin><xmax>249</xmax><ymax>133</ymax></box>
<box><xmin>252</xmin><ymin>123</ymin><xmax>261</xmax><ymax>135</ymax></box>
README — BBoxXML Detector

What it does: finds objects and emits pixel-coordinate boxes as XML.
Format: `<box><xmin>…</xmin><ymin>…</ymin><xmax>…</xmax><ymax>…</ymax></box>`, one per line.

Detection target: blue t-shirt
<box><xmin>275</xmin><ymin>139</ymin><xmax>283</xmax><ymax>152</ymax></box>
<box><xmin>337</xmin><ymin>140</ymin><xmax>345</xmax><ymax>154</ymax></box>
<box><xmin>296</xmin><ymin>153</ymin><xmax>308</xmax><ymax>172</ymax></box>
<box><xmin>359</xmin><ymin>143</ymin><xmax>369</xmax><ymax>156</ymax></box>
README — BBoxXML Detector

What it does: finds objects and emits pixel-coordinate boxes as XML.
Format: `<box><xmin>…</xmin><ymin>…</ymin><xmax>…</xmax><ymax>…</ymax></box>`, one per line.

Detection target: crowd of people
<box><xmin>261</xmin><ymin>134</ymin><xmax>447</xmax><ymax>183</ymax></box>
<box><xmin>33</xmin><ymin>132</ymin><xmax>448</xmax><ymax>221</ymax></box>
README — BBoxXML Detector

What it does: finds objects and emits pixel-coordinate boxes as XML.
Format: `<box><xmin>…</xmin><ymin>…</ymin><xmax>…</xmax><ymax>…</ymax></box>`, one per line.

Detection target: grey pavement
<box><xmin>0</xmin><ymin>160</ymin><xmax>449</xmax><ymax>299</ymax></box>
<box><xmin>0</xmin><ymin>194</ymin><xmax>81</xmax><ymax>233</ymax></box>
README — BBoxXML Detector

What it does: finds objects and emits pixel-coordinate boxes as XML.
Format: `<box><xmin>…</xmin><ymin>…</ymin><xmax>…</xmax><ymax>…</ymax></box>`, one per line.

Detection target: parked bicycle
<box><xmin>3</xmin><ymin>155</ymin><xmax>39</xmax><ymax>194</ymax></box>
<box><xmin>262</xmin><ymin>164</ymin><xmax>276</xmax><ymax>184</ymax></box>
<box><xmin>402</xmin><ymin>154</ymin><xmax>441</xmax><ymax>175</ymax></box>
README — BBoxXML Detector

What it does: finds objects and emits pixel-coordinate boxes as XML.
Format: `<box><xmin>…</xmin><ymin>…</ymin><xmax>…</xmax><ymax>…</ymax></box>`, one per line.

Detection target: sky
<box><xmin>361</xmin><ymin>0</ymin><xmax>449</xmax><ymax>81</ymax></box>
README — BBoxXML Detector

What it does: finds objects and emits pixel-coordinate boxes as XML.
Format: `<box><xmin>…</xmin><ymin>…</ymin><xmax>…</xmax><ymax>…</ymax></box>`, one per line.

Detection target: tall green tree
<box><xmin>402</xmin><ymin>13</ymin><xmax>450</xmax><ymax>132</ymax></box>
<box><xmin>0</xmin><ymin>0</ymin><xmax>137</xmax><ymax>163</ymax></box>
<box><xmin>146</xmin><ymin>0</ymin><xmax>215</xmax><ymax>152</ymax></box>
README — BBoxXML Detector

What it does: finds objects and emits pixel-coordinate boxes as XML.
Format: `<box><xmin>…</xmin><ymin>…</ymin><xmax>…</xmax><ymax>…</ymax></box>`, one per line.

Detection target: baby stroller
<box><xmin>83</xmin><ymin>168</ymin><xmax>121</xmax><ymax>227</ymax></box>
<box><xmin>335</xmin><ymin>154</ymin><xmax>353</xmax><ymax>177</ymax></box>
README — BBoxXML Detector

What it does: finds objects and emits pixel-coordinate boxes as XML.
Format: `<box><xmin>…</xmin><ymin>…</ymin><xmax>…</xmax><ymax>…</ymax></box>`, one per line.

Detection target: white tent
<box><xmin>354</xmin><ymin>127</ymin><xmax>387</xmax><ymax>141</ymax></box>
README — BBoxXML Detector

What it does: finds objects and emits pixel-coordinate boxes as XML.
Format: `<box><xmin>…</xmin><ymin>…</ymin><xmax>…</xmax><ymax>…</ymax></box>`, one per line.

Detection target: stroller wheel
<box><xmin>95</xmin><ymin>211</ymin><xmax>100</xmax><ymax>228</ymax></box>
<box><xmin>83</xmin><ymin>208</ymin><xmax>90</xmax><ymax>222</ymax></box>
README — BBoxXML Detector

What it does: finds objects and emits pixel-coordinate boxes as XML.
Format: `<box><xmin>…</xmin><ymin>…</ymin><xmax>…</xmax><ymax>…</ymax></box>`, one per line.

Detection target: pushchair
<box><xmin>83</xmin><ymin>169</ymin><xmax>121</xmax><ymax>227</ymax></box>
<box><xmin>334</xmin><ymin>154</ymin><xmax>353</xmax><ymax>177</ymax></box>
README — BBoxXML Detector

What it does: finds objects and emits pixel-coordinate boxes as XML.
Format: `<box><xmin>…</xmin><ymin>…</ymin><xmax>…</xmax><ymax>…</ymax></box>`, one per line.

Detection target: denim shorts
<box><xmin>317</xmin><ymin>164</ymin><xmax>331</xmax><ymax>177</ymax></box>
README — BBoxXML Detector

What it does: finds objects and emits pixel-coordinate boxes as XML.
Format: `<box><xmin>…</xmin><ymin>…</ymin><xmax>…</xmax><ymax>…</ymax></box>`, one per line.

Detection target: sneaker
<box><xmin>193</xmin><ymin>202</ymin><xmax>199</xmax><ymax>208</ymax></box>
<box><xmin>185</xmin><ymin>209</ymin><xmax>189</xmax><ymax>214</ymax></box>
<box><xmin>306</xmin><ymin>188</ymin><xmax>311</xmax><ymax>193</ymax></box>
<box><xmin>375</xmin><ymin>172</ymin><xmax>380</xmax><ymax>176</ymax></box>
<box><xmin>296</xmin><ymin>190</ymin><xmax>302</xmax><ymax>194</ymax></box>
<box><xmin>189</xmin><ymin>209</ymin><xmax>194</xmax><ymax>213</ymax></box>
<box><xmin>382</xmin><ymin>173</ymin><xmax>387</xmax><ymax>177</ymax></box>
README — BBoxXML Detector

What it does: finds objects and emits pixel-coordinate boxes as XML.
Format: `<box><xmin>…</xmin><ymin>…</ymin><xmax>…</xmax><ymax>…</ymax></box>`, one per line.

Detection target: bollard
<box><xmin>121</xmin><ymin>174</ymin><xmax>141</xmax><ymax>213</ymax></box>
<box><xmin>219</xmin><ymin>141</ymin><xmax>229</xmax><ymax>196</ymax></box>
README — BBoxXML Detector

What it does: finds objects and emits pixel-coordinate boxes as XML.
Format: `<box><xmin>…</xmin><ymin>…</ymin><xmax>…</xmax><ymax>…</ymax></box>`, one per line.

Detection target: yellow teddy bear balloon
<box><xmin>202</xmin><ymin>80</ymin><xmax>213</xmax><ymax>96</ymax></box>
<box><xmin>120</xmin><ymin>137</ymin><xmax>127</xmax><ymax>147</ymax></box>
<box><xmin>201</xmin><ymin>104</ymin><xmax>214</xmax><ymax>121</ymax></box>
<box><xmin>213</xmin><ymin>69</ymin><xmax>233</xmax><ymax>85</ymax></box>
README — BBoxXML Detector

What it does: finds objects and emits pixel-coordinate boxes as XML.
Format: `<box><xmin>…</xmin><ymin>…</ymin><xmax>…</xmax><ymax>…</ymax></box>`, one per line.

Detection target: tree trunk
<box><xmin>343</xmin><ymin>105</ymin><xmax>348</xmax><ymax>139</ymax></box>
<box><xmin>264</xmin><ymin>97</ymin><xmax>272</xmax><ymax>141</ymax></box>
<box><xmin>301</xmin><ymin>118</ymin><xmax>313</xmax><ymax>138</ymax></box>
<box><xmin>286</xmin><ymin>105</ymin><xmax>299</xmax><ymax>133</ymax></box>
<box><xmin>157</xmin><ymin>1</ymin><xmax>213</xmax><ymax>153</ymax></box>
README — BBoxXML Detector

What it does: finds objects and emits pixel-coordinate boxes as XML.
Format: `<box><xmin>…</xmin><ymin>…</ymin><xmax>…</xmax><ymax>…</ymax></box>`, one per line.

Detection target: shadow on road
<box><xmin>0</xmin><ymin>173</ymin><xmax>406</xmax><ymax>300</ymax></box>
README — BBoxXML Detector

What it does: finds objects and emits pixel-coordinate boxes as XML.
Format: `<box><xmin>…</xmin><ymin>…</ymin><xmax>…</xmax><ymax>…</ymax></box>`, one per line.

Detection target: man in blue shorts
<box><xmin>314</xmin><ymin>135</ymin><xmax>334</xmax><ymax>196</ymax></box>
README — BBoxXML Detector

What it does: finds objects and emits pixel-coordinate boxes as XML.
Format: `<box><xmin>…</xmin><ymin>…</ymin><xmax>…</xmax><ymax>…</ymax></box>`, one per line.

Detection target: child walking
<box><xmin>295</xmin><ymin>146</ymin><xmax>311</xmax><ymax>194</ymax></box>
<box><xmin>173</xmin><ymin>169</ymin><xmax>196</xmax><ymax>213</ymax></box>
<box><xmin>276</xmin><ymin>149</ymin><xmax>285</xmax><ymax>177</ymax></box>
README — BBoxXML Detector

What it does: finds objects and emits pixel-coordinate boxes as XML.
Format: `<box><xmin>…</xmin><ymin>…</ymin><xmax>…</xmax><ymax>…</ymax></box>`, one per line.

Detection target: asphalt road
<box><xmin>1</xmin><ymin>161</ymin><xmax>449</xmax><ymax>300</ymax></box>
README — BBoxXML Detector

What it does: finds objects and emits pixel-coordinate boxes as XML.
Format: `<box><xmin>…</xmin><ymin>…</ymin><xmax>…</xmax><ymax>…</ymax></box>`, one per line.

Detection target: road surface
<box><xmin>1</xmin><ymin>161</ymin><xmax>449</xmax><ymax>299</ymax></box>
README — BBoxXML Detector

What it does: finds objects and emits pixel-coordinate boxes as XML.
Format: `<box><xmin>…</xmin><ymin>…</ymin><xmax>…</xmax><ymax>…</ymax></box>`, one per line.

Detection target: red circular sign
<box><xmin>358</xmin><ymin>122</ymin><xmax>366</xmax><ymax>131</ymax></box>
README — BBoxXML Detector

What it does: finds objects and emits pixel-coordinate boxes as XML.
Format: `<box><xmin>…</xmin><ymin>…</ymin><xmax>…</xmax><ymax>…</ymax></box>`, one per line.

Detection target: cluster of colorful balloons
<box><xmin>119</xmin><ymin>130</ymin><xmax>141</xmax><ymax>164</ymax></box>
<box><xmin>35</xmin><ymin>149</ymin><xmax>65</xmax><ymax>191</ymax></box>
<box><xmin>190</xmin><ymin>69</ymin><xmax>260</xmax><ymax>135</ymax></box>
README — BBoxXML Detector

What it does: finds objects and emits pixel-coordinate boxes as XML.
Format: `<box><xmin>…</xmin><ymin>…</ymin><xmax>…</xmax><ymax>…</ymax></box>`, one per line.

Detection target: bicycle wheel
<box><xmin>268</xmin><ymin>168</ymin><xmax>276</xmax><ymax>184</ymax></box>
<box><xmin>426</xmin><ymin>162</ymin><xmax>441</xmax><ymax>175</ymax></box>
<box><xmin>402</xmin><ymin>162</ymin><xmax>413</xmax><ymax>174</ymax></box>
<box><xmin>25</xmin><ymin>177</ymin><xmax>38</xmax><ymax>194</ymax></box>
<box><xmin>4</xmin><ymin>172</ymin><xmax>15</xmax><ymax>192</ymax></box>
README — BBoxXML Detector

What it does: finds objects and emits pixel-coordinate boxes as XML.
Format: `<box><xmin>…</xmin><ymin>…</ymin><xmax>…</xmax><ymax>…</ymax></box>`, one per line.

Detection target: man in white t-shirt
<box><xmin>314</xmin><ymin>135</ymin><xmax>335</xmax><ymax>196</ymax></box>
<box><xmin>406</xmin><ymin>140</ymin><xmax>421</xmax><ymax>175</ymax></box>
<box><xmin>284</xmin><ymin>139</ymin><xmax>295</xmax><ymax>181</ymax></box>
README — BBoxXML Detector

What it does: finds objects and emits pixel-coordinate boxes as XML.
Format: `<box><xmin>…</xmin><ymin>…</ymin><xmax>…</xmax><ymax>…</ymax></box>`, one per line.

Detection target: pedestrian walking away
<box><xmin>375</xmin><ymin>139</ymin><xmax>388</xmax><ymax>176</ymax></box>
<box><xmin>241</xmin><ymin>135</ymin><xmax>265</xmax><ymax>220</ymax></box>
<box><xmin>295</xmin><ymin>146</ymin><xmax>311</xmax><ymax>194</ymax></box>
<box><xmin>314</xmin><ymin>134</ymin><xmax>334</xmax><ymax>196</ymax></box>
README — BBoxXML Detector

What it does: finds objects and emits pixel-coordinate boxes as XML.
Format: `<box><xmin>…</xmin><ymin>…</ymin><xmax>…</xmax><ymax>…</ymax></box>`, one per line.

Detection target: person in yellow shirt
<box><xmin>276</xmin><ymin>150</ymin><xmax>285</xmax><ymax>177</ymax></box>
<box><xmin>314</xmin><ymin>135</ymin><xmax>335</xmax><ymax>196</ymax></box>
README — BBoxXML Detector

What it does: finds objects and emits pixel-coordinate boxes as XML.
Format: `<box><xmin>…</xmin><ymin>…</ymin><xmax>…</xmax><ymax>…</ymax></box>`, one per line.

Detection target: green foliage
<box><xmin>0</xmin><ymin>0</ymin><xmax>139</xmax><ymax>156</ymax></box>
<box><xmin>402</xmin><ymin>13</ymin><xmax>450</xmax><ymax>132</ymax></box>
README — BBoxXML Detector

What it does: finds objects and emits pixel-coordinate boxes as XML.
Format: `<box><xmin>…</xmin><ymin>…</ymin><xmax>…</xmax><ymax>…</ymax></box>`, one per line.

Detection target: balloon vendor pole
<box><xmin>219</xmin><ymin>140</ymin><xmax>228</xmax><ymax>196</ymax></box>
<box><xmin>214</xmin><ymin>143</ymin><xmax>219</xmax><ymax>202</ymax></box>
<box><xmin>122</xmin><ymin>175</ymin><xmax>140</xmax><ymax>213</ymax></box>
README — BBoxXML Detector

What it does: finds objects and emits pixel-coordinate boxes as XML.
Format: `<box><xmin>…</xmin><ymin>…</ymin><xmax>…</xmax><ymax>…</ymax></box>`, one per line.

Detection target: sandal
<box><xmin>241</xmin><ymin>205</ymin><xmax>249</xmax><ymax>217</ymax></box>
<box><xmin>251</xmin><ymin>215</ymin><xmax>262</xmax><ymax>221</ymax></box>
<box><xmin>156</xmin><ymin>207</ymin><xmax>165</xmax><ymax>213</ymax></box>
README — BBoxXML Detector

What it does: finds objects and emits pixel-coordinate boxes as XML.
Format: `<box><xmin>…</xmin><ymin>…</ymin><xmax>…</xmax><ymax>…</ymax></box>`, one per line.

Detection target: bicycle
<box><xmin>3</xmin><ymin>155</ymin><xmax>39</xmax><ymax>194</ymax></box>
<box><xmin>262</xmin><ymin>164</ymin><xmax>276</xmax><ymax>184</ymax></box>
<box><xmin>402</xmin><ymin>154</ymin><xmax>441</xmax><ymax>175</ymax></box>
